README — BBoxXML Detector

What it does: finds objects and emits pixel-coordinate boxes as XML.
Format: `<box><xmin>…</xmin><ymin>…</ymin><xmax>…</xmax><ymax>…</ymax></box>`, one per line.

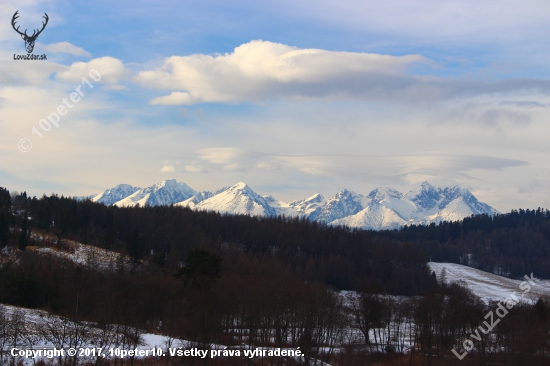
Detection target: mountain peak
<box><xmin>232</xmin><ymin>182</ymin><xmax>249</xmax><ymax>190</ymax></box>
<box><xmin>334</xmin><ymin>188</ymin><xmax>355</xmax><ymax>198</ymax></box>
<box><xmin>310</xmin><ymin>189</ymin><xmax>365</xmax><ymax>223</ymax></box>
<box><xmin>308</xmin><ymin>193</ymin><xmax>324</xmax><ymax>201</ymax></box>
<box><xmin>289</xmin><ymin>193</ymin><xmax>325</xmax><ymax>207</ymax></box>
<box><xmin>153</xmin><ymin>179</ymin><xmax>179</xmax><ymax>189</ymax></box>
<box><xmin>194</xmin><ymin>182</ymin><xmax>275</xmax><ymax>217</ymax></box>
<box><xmin>405</xmin><ymin>181</ymin><xmax>442</xmax><ymax>210</ymax></box>
<box><xmin>438</xmin><ymin>185</ymin><xmax>485</xmax><ymax>211</ymax></box>
<box><xmin>114</xmin><ymin>179</ymin><xmax>196</xmax><ymax>207</ymax></box>
<box><xmin>368</xmin><ymin>187</ymin><xmax>403</xmax><ymax>201</ymax></box>
<box><xmin>420</xmin><ymin>181</ymin><xmax>436</xmax><ymax>189</ymax></box>
<box><xmin>92</xmin><ymin>184</ymin><xmax>141</xmax><ymax>205</ymax></box>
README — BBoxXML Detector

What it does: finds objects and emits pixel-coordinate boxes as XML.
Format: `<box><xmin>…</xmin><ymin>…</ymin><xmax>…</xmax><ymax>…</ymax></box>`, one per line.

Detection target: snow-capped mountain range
<box><xmin>86</xmin><ymin>179</ymin><xmax>499</xmax><ymax>230</ymax></box>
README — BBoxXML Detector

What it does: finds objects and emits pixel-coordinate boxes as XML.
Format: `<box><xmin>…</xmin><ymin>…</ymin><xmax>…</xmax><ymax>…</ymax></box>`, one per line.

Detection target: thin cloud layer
<box><xmin>195</xmin><ymin>147</ymin><xmax>528</xmax><ymax>184</ymax></box>
<box><xmin>0</xmin><ymin>61</ymin><xmax>64</xmax><ymax>86</ymax></box>
<box><xmin>273</xmin><ymin>0</ymin><xmax>549</xmax><ymax>44</ymax></box>
<box><xmin>135</xmin><ymin>40</ymin><xmax>428</xmax><ymax>105</ymax></box>
<box><xmin>40</xmin><ymin>42</ymin><xmax>91</xmax><ymax>57</ymax></box>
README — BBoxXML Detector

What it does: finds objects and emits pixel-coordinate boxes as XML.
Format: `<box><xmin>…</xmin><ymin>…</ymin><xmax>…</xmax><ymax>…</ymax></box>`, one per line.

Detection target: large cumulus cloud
<box><xmin>134</xmin><ymin>40</ymin><xmax>428</xmax><ymax>105</ymax></box>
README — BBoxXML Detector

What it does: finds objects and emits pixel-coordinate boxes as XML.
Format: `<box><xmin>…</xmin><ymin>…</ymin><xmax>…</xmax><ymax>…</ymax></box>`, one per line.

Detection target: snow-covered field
<box><xmin>0</xmin><ymin>304</ymin><xmax>313</xmax><ymax>366</ymax></box>
<box><xmin>428</xmin><ymin>262</ymin><xmax>550</xmax><ymax>303</ymax></box>
<box><xmin>0</xmin><ymin>303</ymin><xmax>187</xmax><ymax>365</ymax></box>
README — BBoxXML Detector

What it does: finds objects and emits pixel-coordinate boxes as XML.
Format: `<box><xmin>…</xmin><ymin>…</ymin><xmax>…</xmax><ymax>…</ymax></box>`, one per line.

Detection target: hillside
<box><xmin>429</xmin><ymin>262</ymin><xmax>550</xmax><ymax>303</ymax></box>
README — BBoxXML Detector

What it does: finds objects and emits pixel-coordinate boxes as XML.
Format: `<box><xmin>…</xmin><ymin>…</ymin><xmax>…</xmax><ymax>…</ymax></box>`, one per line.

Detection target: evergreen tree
<box><xmin>0</xmin><ymin>188</ymin><xmax>10</xmax><ymax>246</ymax></box>
<box><xmin>104</xmin><ymin>211</ymin><xmax>116</xmax><ymax>250</ymax></box>
<box><xmin>19</xmin><ymin>212</ymin><xmax>28</xmax><ymax>251</ymax></box>
<box><xmin>0</xmin><ymin>212</ymin><xmax>8</xmax><ymax>246</ymax></box>
<box><xmin>126</xmin><ymin>229</ymin><xmax>144</xmax><ymax>264</ymax></box>
<box><xmin>175</xmin><ymin>248</ymin><xmax>222</xmax><ymax>290</ymax></box>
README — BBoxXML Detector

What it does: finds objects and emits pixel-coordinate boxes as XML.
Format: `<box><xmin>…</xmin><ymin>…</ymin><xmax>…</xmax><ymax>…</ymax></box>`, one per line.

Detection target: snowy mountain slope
<box><xmin>425</xmin><ymin>196</ymin><xmax>489</xmax><ymax>224</ymax></box>
<box><xmin>262</xmin><ymin>195</ymin><xmax>294</xmax><ymax>216</ymax></box>
<box><xmin>92</xmin><ymin>184</ymin><xmax>141</xmax><ymax>205</ymax></box>
<box><xmin>193</xmin><ymin>182</ymin><xmax>276</xmax><ymax>217</ymax></box>
<box><xmin>286</xmin><ymin>193</ymin><xmax>326</xmax><ymax>218</ymax></box>
<box><xmin>428</xmin><ymin>262</ymin><xmax>550</xmax><ymax>304</ymax></box>
<box><xmin>73</xmin><ymin>194</ymin><xmax>96</xmax><ymax>201</ymax></box>
<box><xmin>310</xmin><ymin>189</ymin><xmax>368</xmax><ymax>223</ymax></box>
<box><xmin>261</xmin><ymin>193</ymin><xmax>327</xmax><ymax>218</ymax></box>
<box><xmin>439</xmin><ymin>187</ymin><xmax>498</xmax><ymax>215</ymax></box>
<box><xmin>368</xmin><ymin>187</ymin><xmax>417</xmax><ymax>219</ymax></box>
<box><xmin>175</xmin><ymin>191</ymin><xmax>214</xmax><ymax>209</ymax></box>
<box><xmin>404</xmin><ymin>181</ymin><xmax>442</xmax><ymax>210</ymax></box>
<box><xmin>407</xmin><ymin>185</ymin><xmax>499</xmax><ymax>225</ymax></box>
<box><xmin>114</xmin><ymin>179</ymin><xmax>196</xmax><ymax>207</ymax></box>
<box><xmin>331</xmin><ymin>202</ymin><xmax>408</xmax><ymax>230</ymax></box>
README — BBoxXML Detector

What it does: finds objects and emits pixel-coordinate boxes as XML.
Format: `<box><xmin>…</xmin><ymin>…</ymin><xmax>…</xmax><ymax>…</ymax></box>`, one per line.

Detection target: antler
<box><xmin>11</xmin><ymin>11</ymin><xmax>27</xmax><ymax>37</ymax></box>
<box><xmin>11</xmin><ymin>11</ymin><xmax>49</xmax><ymax>39</ymax></box>
<box><xmin>32</xmin><ymin>13</ymin><xmax>49</xmax><ymax>38</ymax></box>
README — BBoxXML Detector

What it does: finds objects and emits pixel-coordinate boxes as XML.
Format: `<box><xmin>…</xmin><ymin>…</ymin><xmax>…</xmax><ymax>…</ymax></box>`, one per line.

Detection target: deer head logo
<box><xmin>12</xmin><ymin>11</ymin><xmax>49</xmax><ymax>54</ymax></box>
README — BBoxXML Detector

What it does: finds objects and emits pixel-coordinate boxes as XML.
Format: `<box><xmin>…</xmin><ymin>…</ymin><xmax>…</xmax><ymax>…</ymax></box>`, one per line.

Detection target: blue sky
<box><xmin>1</xmin><ymin>0</ymin><xmax>549</xmax><ymax>210</ymax></box>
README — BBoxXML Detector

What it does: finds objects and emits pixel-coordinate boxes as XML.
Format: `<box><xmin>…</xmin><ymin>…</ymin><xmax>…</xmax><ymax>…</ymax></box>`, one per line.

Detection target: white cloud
<box><xmin>56</xmin><ymin>57</ymin><xmax>129</xmax><ymax>87</ymax></box>
<box><xmin>185</xmin><ymin>164</ymin><xmax>204</xmax><ymax>173</ymax></box>
<box><xmin>136</xmin><ymin>40</ymin><xmax>428</xmax><ymax>105</ymax></box>
<box><xmin>134</xmin><ymin>40</ymin><xmax>549</xmax><ymax>107</ymax></box>
<box><xmin>39</xmin><ymin>42</ymin><xmax>91</xmax><ymax>57</ymax></box>
<box><xmin>197</xmin><ymin>148</ymin><xmax>255</xmax><ymax>165</ymax></box>
<box><xmin>159</xmin><ymin>165</ymin><xmax>175</xmax><ymax>173</ymax></box>
<box><xmin>150</xmin><ymin>92</ymin><xmax>192</xmax><ymax>106</ymax></box>
<box><xmin>257</xmin><ymin>162</ymin><xmax>280</xmax><ymax>170</ymax></box>
<box><xmin>0</xmin><ymin>60</ymin><xmax>65</xmax><ymax>86</ymax></box>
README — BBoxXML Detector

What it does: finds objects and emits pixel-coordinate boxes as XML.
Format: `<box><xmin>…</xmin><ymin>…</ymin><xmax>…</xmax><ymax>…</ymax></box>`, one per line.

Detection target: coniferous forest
<box><xmin>1</xmin><ymin>187</ymin><xmax>550</xmax><ymax>365</ymax></box>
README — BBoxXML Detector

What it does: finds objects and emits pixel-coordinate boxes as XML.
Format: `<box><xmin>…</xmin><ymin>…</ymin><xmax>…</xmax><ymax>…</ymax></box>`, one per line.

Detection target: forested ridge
<box><xmin>3</xmin><ymin>188</ymin><xmax>550</xmax><ymax>283</ymax></box>
<box><xmin>0</xmin><ymin>188</ymin><xmax>435</xmax><ymax>295</ymax></box>
<box><xmin>374</xmin><ymin>209</ymin><xmax>550</xmax><ymax>278</ymax></box>
<box><xmin>1</xmin><ymin>187</ymin><xmax>550</xmax><ymax>365</ymax></box>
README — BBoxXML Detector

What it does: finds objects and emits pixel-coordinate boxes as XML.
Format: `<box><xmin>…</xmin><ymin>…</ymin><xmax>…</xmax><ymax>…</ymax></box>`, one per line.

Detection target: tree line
<box><xmin>1</xmin><ymin>253</ymin><xmax>549</xmax><ymax>365</ymax></box>
<box><xmin>373</xmin><ymin>209</ymin><xmax>550</xmax><ymax>278</ymax></box>
<box><xmin>2</xmin><ymin>189</ymin><xmax>434</xmax><ymax>295</ymax></box>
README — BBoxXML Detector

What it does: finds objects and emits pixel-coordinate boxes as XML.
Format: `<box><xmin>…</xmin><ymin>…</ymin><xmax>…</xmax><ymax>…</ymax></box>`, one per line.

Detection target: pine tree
<box><xmin>0</xmin><ymin>212</ymin><xmax>8</xmax><ymax>246</ymax></box>
<box><xmin>126</xmin><ymin>229</ymin><xmax>144</xmax><ymax>264</ymax></box>
<box><xmin>19</xmin><ymin>212</ymin><xmax>28</xmax><ymax>251</ymax></box>
<box><xmin>0</xmin><ymin>188</ymin><xmax>10</xmax><ymax>246</ymax></box>
<box><xmin>104</xmin><ymin>211</ymin><xmax>116</xmax><ymax>250</ymax></box>
<box><xmin>175</xmin><ymin>248</ymin><xmax>222</xmax><ymax>290</ymax></box>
